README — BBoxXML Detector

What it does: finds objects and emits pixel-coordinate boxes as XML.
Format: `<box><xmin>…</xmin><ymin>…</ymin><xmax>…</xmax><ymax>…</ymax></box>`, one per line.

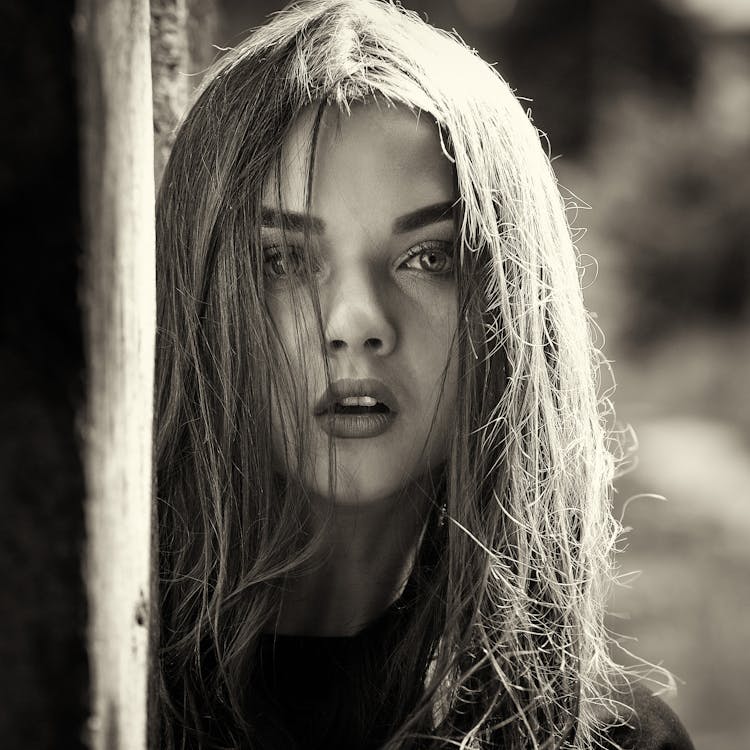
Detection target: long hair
<box><xmin>155</xmin><ymin>1</ymin><xmax>624</xmax><ymax>747</ymax></box>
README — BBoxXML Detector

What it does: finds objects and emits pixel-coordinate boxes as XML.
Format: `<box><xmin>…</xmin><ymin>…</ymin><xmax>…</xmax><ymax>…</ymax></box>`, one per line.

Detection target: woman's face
<box><xmin>262</xmin><ymin>101</ymin><xmax>458</xmax><ymax>506</ymax></box>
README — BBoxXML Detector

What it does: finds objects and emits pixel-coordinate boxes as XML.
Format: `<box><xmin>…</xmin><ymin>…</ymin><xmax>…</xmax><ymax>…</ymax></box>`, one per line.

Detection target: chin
<box><xmin>304</xmin><ymin>450</ymin><xmax>445</xmax><ymax>508</ymax></box>
<box><xmin>304</xmin><ymin>464</ymin><xmax>407</xmax><ymax>506</ymax></box>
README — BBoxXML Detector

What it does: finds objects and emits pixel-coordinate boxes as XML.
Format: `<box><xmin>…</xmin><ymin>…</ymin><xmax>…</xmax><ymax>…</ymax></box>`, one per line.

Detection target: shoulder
<box><xmin>597</xmin><ymin>683</ymin><xmax>694</xmax><ymax>750</ymax></box>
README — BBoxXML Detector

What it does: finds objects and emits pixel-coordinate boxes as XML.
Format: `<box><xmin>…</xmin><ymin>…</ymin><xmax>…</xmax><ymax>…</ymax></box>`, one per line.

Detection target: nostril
<box><xmin>326</xmin><ymin>337</ymin><xmax>384</xmax><ymax>352</ymax></box>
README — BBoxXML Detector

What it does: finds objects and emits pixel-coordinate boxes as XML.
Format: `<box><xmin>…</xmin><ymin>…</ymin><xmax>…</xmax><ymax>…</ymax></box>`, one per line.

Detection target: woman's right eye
<box><xmin>262</xmin><ymin>246</ymin><xmax>305</xmax><ymax>279</ymax></box>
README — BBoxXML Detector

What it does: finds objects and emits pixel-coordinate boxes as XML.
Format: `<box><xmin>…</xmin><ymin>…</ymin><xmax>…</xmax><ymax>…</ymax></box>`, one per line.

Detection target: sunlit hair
<box><xmin>155</xmin><ymin>0</ymin><xmax>627</xmax><ymax>747</ymax></box>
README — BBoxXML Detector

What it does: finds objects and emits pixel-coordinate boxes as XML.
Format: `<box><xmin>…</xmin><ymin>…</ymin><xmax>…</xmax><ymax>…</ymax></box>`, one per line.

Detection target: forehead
<box><xmin>262</xmin><ymin>100</ymin><xmax>454</xmax><ymax>216</ymax></box>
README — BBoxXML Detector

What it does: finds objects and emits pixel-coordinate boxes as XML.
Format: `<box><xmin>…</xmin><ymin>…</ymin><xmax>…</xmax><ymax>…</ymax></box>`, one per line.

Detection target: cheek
<box><xmin>426</xmin><ymin>295</ymin><xmax>459</xmax><ymax>389</ymax></box>
<box><xmin>431</xmin><ymin>336</ymin><xmax>459</xmax><ymax>440</ymax></box>
<box><xmin>266</xmin><ymin>289</ymin><xmax>322</xmax><ymax>369</ymax></box>
<box><xmin>265</xmin><ymin>292</ymin><xmax>322</xmax><ymax>471</ymax></box>
<box><xmin>409</xmin><ymin>299</ymin><xmax>459</xmax><ymax>456</ymax></box>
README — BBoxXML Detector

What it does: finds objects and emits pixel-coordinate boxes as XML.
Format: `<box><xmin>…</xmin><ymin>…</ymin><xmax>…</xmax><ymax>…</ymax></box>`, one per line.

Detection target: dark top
<box><xmin>252</xmin><ymin>607</ymin><xmax>694</xmax><ymax>750</ymax></box>
<box><xmin>253</xmin><ymin>607</ymin><xmax>399</xmax><ymax>750</ymax></box>
<box><xmin>597</xmin><ymin>684</ymin><xmax>695</xmax><ymax>750</ymax></box>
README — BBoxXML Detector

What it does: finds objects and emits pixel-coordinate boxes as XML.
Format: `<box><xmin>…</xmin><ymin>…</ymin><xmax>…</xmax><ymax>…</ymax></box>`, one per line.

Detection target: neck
<box><xmin>271</xmin><ymin>481</ymin><xmax>433</xmax><ymax>636</ymax></box>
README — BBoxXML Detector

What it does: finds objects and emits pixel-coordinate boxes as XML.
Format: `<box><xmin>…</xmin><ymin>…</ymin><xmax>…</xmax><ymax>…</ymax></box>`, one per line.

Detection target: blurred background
<box><xmin>2</xmin><ymin>0</ymin><xmax>748</xmax><ymax>747</ymax></box>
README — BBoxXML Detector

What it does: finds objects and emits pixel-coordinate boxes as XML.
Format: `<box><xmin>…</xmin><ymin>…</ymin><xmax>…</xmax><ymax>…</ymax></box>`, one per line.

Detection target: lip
<box><xmin>316</xmin><ymin>410</ymin><xmax>397</xmax><ymax>439</ymax></box>
<box><xmin>314</xmin><ymin>378</ymin><xmax>399</xmax><ymax>416</ymax></box>
<box><xmin>314</xmin><ymin>378</ymin><xmax>399</xmax><ymax>440</ymax></box>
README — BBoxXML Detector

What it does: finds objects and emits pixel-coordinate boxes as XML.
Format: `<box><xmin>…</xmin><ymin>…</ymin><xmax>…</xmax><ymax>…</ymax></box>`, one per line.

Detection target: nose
<box><xmin>324</xmin><ymin>271</ymin><xmax>396</xmax><ymax>357</ymax></box>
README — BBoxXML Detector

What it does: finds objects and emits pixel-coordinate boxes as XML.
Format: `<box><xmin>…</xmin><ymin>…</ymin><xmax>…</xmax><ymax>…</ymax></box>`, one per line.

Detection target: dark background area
<box><xmin>1</xmin><ymin>0</ymin><xmax>748</xmax><ymax>747</ymax></box>
<box><xmin>0</xmin><ymin>0</ymin><xmax>88</xmax><ymax>747</ymax></box>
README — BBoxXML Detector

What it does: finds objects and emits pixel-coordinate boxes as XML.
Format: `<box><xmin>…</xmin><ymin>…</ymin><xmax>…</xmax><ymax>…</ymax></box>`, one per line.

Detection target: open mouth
<box><xmin>313</xmin><ymin>381</ymin><xmax>399</xmax><ymax>438</ymax></box>
<box><xmin>319</xmin><ymin>396</ymin><xmax>390</xmax><ymax>416</ymax></box>
<box><xmin>316</xmin><ymin>395</ymin><xmax>396</xmax><ymax>438</ymax></box>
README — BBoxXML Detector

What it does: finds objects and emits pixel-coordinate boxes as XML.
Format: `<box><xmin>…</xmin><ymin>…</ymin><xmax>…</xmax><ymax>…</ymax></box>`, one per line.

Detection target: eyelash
<box><xmin>262</xmin><ymin>246</ymin><xmax>313</xmax><ymax>279</ymax></box>
<box><xmin>261</xmin><ymin>240</ymin><xmax>454</xmax><ymax>279</ymax></box>
<box><xmin>401</xmin><ymin>240</ymin><xmax>454</xmax><ymax>276</ymax></box>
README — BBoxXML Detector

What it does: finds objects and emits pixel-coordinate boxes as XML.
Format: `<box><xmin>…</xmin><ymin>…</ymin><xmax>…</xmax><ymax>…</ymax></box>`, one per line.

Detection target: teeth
<box><xmin>339</xmin><ymin>396</ymin><xmax>378</xmax><ymax>407</ymax></box>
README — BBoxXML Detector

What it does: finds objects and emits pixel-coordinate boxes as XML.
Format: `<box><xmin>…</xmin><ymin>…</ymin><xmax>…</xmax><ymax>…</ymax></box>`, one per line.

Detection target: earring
<box><xmin>438</xmin><ymin>502</ymin><xmax>448</xmax><ymax>528</ymax></box>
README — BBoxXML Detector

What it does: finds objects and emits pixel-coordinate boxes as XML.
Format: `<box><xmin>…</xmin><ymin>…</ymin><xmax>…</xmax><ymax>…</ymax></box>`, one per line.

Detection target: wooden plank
<box><xmin>74</xmin><ymin>1</ymin><xmax>155</xmax><ymax>748</ymax></box>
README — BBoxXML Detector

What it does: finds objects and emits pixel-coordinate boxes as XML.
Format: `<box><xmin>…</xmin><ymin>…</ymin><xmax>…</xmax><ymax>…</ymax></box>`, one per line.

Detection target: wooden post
<box><xmin>151</xmin><ymin>0</ymin><xmax>190</xmax><ymax>184</ymax></box>
<box><xmin>74</xmin><ymin>1</ymin><xmax>155</xmax><ymax>748</ymax></box>
<box><xmin>151</xmin><ymin>0</ymin><xmax>219</xmax><ymax>184</ymax></box>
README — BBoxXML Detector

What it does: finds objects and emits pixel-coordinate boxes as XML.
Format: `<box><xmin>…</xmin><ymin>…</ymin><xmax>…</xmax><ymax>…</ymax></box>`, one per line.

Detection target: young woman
<box><xmin>154</xmin><ymin>1</ymin><xmax>694</xmax><ymax>748</ymax></box>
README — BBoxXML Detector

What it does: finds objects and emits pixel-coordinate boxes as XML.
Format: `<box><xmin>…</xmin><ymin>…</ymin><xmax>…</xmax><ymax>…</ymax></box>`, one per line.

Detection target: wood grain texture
<box><xmin>151</xmin><ymin>0</ymin><xmax>189</xmax><ymax>184</ymax></box>
<box><xmin>151</xmin><ymin>0</ymin><xmax>219</xmax><ymax>185</ymax></box>
<box><xmin>74</xmin><ymin>1</ymin><xmax>155</xmax><ymax>748</ymax></box>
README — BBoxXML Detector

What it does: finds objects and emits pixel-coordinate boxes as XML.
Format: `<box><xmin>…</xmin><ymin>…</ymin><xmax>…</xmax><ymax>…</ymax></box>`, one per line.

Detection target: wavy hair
<box><xmin>155</xmin><ymin>1</ymin><xmax>625</xmax><ymax>747</ymax></box>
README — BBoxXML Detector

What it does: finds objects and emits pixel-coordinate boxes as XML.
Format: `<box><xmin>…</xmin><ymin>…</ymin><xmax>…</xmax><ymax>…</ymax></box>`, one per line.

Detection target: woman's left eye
<box><xmin>401</xmin><ymin>241</ymin><xmax>454</xmax><ymax>275</ymax></box>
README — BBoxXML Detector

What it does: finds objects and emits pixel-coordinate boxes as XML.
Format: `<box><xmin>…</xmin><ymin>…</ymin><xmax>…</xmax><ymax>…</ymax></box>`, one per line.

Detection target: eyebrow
<box><xmin>260</xmin><ymin>208</ymin><xmax>325</xmax><ymax>233</ymax></box>
<box><xmin>392</xmin><ymin>201</ymin><xmax>455</xmax><ymax>233</ymax></box>
<box><xmin>259</xmin><ymin>200</ymin><xmax>455</xmax><ymax>235</ymax></box>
